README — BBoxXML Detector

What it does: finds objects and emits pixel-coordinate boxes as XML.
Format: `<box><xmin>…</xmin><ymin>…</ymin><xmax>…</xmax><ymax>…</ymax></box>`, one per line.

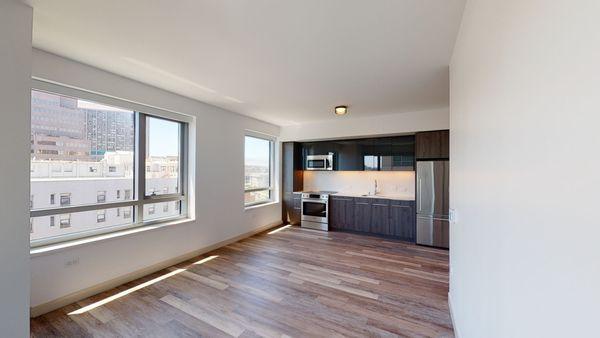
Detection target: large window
<box><xmin>244</xmin><ymin>134</ymin><xmax>274</xmax><ymax>206</ymax></box>
<box><xmin>29</xmin><ymin>84</ymin><xmax>189</xmax><ymax>247</ymax></box>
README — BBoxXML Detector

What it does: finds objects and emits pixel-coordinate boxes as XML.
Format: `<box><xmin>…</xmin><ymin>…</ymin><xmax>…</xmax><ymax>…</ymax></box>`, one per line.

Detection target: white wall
<box><xmin>449</xmin><ymin>1</ymin><xmax>600</xmax><ymax>337</ymax></box>
<box><xmin>0</xmin><ymin>0</ymin><xmax>32</xmax><ymax>336</ymax></box>
<box><xmin>304</xmin><ymin>171</ymin><xmax>415</xmax><ymax>199</ymax></box>
<box><xmin>30</xmin><ymin>49</ymin><xmax>282</xmax><ymax>309</ymax></box>
<box><xmin>280</xmin><ymin>107</ymin><xmax>449</xmax><ymax>141</ymax></box>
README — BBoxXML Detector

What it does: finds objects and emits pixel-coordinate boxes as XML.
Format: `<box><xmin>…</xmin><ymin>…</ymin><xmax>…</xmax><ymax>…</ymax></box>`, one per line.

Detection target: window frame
<box><xmin>244</xmin><ymin>131</ymin><xmax>276</xmax><ymax>207</ymax></box>
<box><xmin>29</xmin><ymin>79</ymin><xmax>192</xmax><ymax>248</ymax></box>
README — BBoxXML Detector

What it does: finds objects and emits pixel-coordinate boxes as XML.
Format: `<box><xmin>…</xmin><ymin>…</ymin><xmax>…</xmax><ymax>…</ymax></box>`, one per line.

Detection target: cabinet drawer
<box><xmin>390</xmin><ymin>199</ymin><xmax>415</xmax><ymax>206</ymax></box>
<box><xmin>354</xmin><ymin>197</ymin><xmax>372</xmax><ymax>204</ymax></box>
<box><xmin>371</xmin><ymin>198</ymin><xmax>390</xmax><ymax>206</ymax></box>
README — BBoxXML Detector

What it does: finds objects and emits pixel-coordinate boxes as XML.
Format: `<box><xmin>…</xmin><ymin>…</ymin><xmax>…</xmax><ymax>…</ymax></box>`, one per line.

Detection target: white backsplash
<box><xmin>303</xmin><ymin>170</ymin><xmax>415</xmax><ymax>198</ymax></box>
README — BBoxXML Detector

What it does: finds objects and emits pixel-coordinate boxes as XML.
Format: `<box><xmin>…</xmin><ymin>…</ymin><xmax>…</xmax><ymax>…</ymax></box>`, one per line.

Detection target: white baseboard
<box><xmin>30</xmin><ymin>221</ymin><xmax>282</xmax><ymax>318</ymax></box>
<box><xmin>448</xmin><ymin>291</ymin><xmax>461</xmax><ymax>338</ymax></box>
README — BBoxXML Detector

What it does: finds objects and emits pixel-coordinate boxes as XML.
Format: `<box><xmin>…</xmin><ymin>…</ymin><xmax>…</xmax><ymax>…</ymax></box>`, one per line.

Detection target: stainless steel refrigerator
<box><xmin>416</xmin><ymin>161</ymin><xmax>450</xmax><ymax>249</ymax></box>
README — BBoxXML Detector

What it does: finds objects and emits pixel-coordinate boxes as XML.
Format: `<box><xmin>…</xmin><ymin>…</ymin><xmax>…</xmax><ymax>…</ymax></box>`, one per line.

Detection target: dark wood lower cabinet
<box><xmin>291</xmin><ymin>194</ymin><xmax>301</xmax><ymax>225</ymax></box>
<box><xmin>353</xmin><ymin>198</ymin><xmax>372</xmax><ymax>233</ymax></box>
<box><xmin>370</xmin><ymin>200</ymin><xmax>391</xmax><ymax>235</ymax></box>
<box><xmin>329</xmin><ymin>195</ymin><xmax>415</xmax><ymax>242</ymax></box>
<box><xmin>390</xmin><ymin>201</ymin><xmax>416</xmax><ymax>241</ymax></box>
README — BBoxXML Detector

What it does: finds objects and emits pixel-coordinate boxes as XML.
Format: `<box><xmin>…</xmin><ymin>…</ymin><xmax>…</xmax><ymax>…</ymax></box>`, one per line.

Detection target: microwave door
<box><xmin>307</xmin><ymin>159</ymin><xmax>324</xmax><ymax>170</ymax></box>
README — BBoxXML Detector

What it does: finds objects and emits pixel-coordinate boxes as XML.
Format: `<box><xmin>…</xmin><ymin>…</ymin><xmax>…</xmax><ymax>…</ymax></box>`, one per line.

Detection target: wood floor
<box><xmin>31</xmin><ymin>226</ymin><xmax>453</xmax><ymax>338</ymax></box>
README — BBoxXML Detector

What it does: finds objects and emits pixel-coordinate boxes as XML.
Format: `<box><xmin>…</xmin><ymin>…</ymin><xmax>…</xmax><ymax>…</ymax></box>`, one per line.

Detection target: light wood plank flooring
<box><xmin>31</xmin><ymin>226</ymin><xmax>453</xmax><ymax>337</ymax></box>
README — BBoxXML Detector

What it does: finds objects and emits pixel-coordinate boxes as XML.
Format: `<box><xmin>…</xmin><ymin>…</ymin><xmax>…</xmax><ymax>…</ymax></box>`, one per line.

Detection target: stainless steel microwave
<box><xmin>306</xmin><ymin>153</ymin><xmax>334</xmax><ymax>170</ymax></box>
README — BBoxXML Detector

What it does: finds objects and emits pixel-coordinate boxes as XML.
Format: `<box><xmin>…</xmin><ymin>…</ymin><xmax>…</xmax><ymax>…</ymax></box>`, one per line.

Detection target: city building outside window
<box><xmin>29</xmin><ymin>84</ymin><xmax>190</xmax><ymax>247</ymax></box>
<box><xmin>97</xmin><ymin>210</ymin><xmax>106</xmax><ymax>223</ymax></box>
<box><xmin>97</xmin><ymin>190</ymin><xmax>106</xmax><ymax>203</ymax></box>
<box><xmin>59</xmin><ymin>214</ymin><xmax>71</xmax><ymax>229</ymax></box>
<box><xmin>244</xmin><ymin>134</ymin><xmax>275</xmax><ymax>206</ymax></box>
<box><xmin>60</xmin><ymin>193</ymin><xmax>71</xmax><ymax>206</ymax></box>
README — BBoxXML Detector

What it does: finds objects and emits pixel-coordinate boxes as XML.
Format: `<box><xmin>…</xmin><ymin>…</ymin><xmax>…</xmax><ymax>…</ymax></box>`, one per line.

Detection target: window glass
<box><xmin>143</xmin><ymin>201</ymin><xmax>181</xmax><ymax>221</ymax></box>
<box><xmin>145</xmin><ymin>117</ymin><xmax>180</xmax><ymax>196</ymax></box>
<box><xmin>30</xmin><ymin>88</ymin><xmax>187</xmax><ymax>246</ymax></box>
<box><xmin>31</xmin><ymin>90</ymin><xmax>134</xmax><ymax>210</ymax></box>
<box><xmin>244</xmin><ymin>135</ymin><xmax>272</xmax><ymax>205</ymax></box>
<box><xmin>30</xmin><ymin>207</ymin><xmax>133</xmax><ymax>242</ymax></box>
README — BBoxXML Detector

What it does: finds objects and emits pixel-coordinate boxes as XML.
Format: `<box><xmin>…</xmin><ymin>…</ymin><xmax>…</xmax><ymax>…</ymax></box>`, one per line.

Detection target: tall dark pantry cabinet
<box><xmin>282</xmin><ymin>142</ymin><xmax>303</xmax><ymax>225</ymax></box>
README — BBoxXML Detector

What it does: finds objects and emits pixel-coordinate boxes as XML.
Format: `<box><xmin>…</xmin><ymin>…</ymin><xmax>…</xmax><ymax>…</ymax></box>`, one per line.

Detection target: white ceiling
<box><xmin>31</xmin><ymin>0</ymin><xmax>465</xmax><ymax>126</ymax></box>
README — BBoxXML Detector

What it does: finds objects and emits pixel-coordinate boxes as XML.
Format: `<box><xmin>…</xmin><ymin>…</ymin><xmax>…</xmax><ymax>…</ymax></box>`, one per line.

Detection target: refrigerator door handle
<box><xmin>417</xmin><ymin>177</ymin><xmax>422</xmax><ymax>212</ymax></box>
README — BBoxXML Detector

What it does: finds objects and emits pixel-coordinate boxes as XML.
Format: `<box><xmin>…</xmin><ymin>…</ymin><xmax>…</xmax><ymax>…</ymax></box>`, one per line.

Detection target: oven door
<box><xmin>301</xmin><ymin>199</ymin><xmax>328</xmax><ymax>223</ymax></box>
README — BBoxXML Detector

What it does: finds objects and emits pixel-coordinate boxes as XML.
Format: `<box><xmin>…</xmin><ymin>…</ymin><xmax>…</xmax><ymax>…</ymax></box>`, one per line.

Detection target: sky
<box><xmin>148</xmin><ymin>117</ymin><xmax>180</xmax><ymax>157</ymax></box>
<box><xmin>245</xmin><ymin>136</ymin><xmax>270</xmax><ymax>167</ymax></box>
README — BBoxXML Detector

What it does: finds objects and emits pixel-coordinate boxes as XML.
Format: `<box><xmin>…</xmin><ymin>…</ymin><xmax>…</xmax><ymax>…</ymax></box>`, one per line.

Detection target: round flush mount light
<box><xmin>334</xmin><ymin>105</ymin><xmax>348</xmax><ymax>116</ymax></box>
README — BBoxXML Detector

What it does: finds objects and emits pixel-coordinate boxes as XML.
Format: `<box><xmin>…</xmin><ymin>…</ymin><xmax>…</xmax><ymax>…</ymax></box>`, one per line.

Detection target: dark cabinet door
<box><xmin>344</xmin><ymin>197</ymin><xmax>355</xmax><ymax>229</ymax></box>
<box><xmin>282</xmin><ymin>142</ymin><xmax>303</xmax><ymax>224</ymax></box>
<box><xmin>390</xmin><ymin>136</ymin><xmax>415</xmax><ymax>171</ymax></box>
<box><xmin>290</xmin><ymin>194</ymin><xmax>302</xmax><ymax>225</ymax></box>
<box><xmin>353</xmin><ymin>198</ymin><xmax>372</xmax><ymax>233</ymax></box>
<box><xmin>335</xmin><ymin>140</ymin><xmax>363</xmax><ymax>171</ymax></box>
<box><xmin>329</xmin><ymin>197</ymin><xmax>345</xmax><ymax>230</ymax></box>
<box><xmin>390</xmin><ymin>201</ymin><xmax>416</xmax><ymax>241</ymax></box>
<box><xmin>370</xmin><ymin>199</ymin><xmax>390</xmax><ymax>235</ymax></box>
<box><xmin>330</xmin><ymin>196</ymin><xmax>355</xmax><ymax>231</ymax></box>
<box><xmin>415</xmin><ymin>130</ymin><xmax>449</xmax><ymax>160</ymax></box>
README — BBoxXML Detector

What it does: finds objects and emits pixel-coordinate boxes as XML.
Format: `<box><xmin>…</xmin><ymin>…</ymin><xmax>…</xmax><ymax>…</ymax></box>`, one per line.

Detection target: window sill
<box><xmin>244</xmin><ymin>200</ymin><xmax>278</xmax><ymax>211</ymax></box>
<box><xmin>30</xmin><ymin>217</ymin><xmax>194</xmax><ymax>258</ymax></box>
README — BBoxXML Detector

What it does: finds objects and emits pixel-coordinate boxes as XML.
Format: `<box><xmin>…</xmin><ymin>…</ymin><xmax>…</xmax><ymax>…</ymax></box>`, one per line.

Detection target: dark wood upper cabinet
<box><xmin>415</xmin><ymin>130</ymin><xmax>449</xmax><ymax>160</ymax></box>
<box><xmin>282</xmin><ymin>142</ymin><xmax>303</xmax><ymax>225</ymax></box>
<box><xmin>304</xmin><ymin>136</ymin><xmax>415</xmax><ymax>171</ymax></box>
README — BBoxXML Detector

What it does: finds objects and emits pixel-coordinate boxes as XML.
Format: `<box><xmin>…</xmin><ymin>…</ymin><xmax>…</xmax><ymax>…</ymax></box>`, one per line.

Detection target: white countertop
<box><xmin>293</xmin><ymin>191</ymin><xmax>415</xmax><ymax>201</ymax></box>
<box><xmin>332</xmin><ymin>192</ymin><xmax>415</xmax><ymax>201</ymax></box>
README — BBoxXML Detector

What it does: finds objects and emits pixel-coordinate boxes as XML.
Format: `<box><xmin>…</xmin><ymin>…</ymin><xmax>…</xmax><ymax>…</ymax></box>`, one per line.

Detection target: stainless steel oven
<box><xmin>301</xmin><ymin>192</ymin><xmax>329</xmax><ymax>231</ymax></box>
<box><xmin>306</xmin><ymin>153</ymin><xmax>334</xmax><ymax>171</ymax></box>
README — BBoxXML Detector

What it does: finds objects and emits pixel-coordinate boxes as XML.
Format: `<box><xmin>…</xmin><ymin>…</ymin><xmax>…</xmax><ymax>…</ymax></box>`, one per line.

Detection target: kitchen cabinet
<box><xmin>334</xmin><ymin>140</ymin><xmax>364</xmax><ymax>171</ymax></box>
<box><xmin>329</xmin><ymin>196</ymin><xmax>354</xmax><ymax>231</ymax></box>
<box><xmin>329</xmin><ymin>195</ymin><xmax>416</xmax><ymax>241</ymax></box>
<box><xmin>353</xmin><ymin>198</ymin><xmax>372</xmax><ymax>233</ymax></box>
<box><xmin>370</xmin><ymin>199</ymin><xmax>391</xmax><ymax>235</ymax></box>
<box><xmin>415</xmin><ymin>130</ymin><xmax>449</xmax><ymax>160</ymax></box>
<box><xmin>282</xmin><ymin>142</ymin><xmax>303</xmax><ymax>225</ymax></box>
<box><xmin>390</xmin><ymin>200</ymin><xmax>416</xmax><ymax>241</ymax></box>
<box><xmin>303</xmin><ymin>136</ymin><xmax>415</xmax><ymax>171</ymax></box>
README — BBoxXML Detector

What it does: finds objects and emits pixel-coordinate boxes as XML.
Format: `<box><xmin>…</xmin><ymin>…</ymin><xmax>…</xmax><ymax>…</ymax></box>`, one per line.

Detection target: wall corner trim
<box><xmin>30</xmin><ymin>221</ymin><xmax>282</xmax><ymax>318</ymax></box>
<box><xmin>448</xmin><ymin>291</ymin><xmax>461</xmax><ymax>338</ymax></box>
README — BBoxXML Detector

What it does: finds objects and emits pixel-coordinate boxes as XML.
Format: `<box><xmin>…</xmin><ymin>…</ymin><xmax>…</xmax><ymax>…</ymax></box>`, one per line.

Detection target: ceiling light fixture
<box><xmin>334</xmin><ymin>106</ymin><xmax>348</xmax><ymax>116</ymax></box>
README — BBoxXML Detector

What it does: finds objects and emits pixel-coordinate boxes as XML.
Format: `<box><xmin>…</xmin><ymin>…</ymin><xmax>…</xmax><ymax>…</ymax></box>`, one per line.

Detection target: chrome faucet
<box><xmin>374</xmin><ymin>179</ymin><xmax>378</xmax><ymax>195</ymax></box>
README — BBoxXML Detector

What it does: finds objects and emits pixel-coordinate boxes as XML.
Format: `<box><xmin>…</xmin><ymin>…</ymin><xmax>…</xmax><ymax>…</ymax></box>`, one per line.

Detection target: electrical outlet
<box><xmin>449</xmin><ymin>208</ymin><xmax>457</xmax><ymax>223</ymax></box>
<box><xmin>65</xmin><ymin>257</ymin><xmax>80</xmax><ymax>267</ymax></box>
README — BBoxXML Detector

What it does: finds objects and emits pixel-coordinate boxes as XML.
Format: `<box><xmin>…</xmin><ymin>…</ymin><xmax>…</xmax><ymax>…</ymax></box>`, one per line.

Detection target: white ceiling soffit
<box><xmin>32</xmin><ymin>0</ymin><xmax>466</xmax><ymax>126</ymax></box>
